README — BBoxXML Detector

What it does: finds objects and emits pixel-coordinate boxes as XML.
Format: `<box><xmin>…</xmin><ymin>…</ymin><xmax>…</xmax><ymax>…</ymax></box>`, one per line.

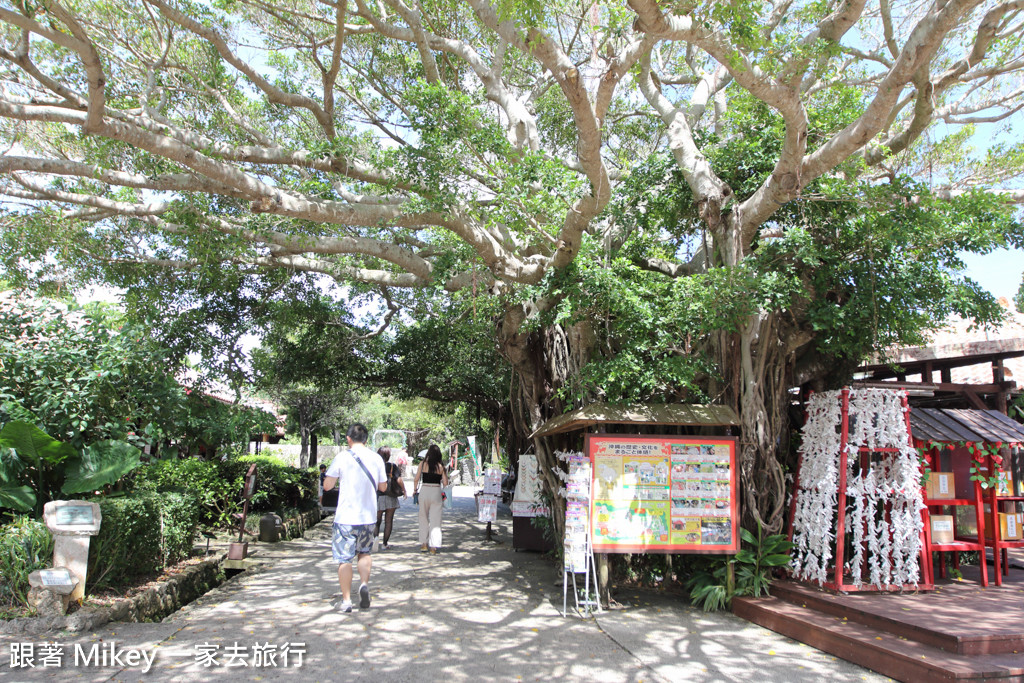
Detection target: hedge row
<box><xmin>87</xmin><ymin>491</ymin><xmax>201</xmax><ymax>589</ymax></box>
<box><xmin>131</xmin><ymin>454</ymin><xmax>318</xmax><ymax>528</ymax></box>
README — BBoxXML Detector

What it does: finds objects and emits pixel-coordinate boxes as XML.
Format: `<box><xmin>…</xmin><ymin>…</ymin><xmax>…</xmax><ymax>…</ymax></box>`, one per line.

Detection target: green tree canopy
<box><xmin>0</xmin><ymin>293</ymin><xmax>184</xmax><ymax>451</ymax></box>
<box><xmin>2</xmin><ymin>0</ymin><xmax>1024</xmax><ymax>532</ymax></box>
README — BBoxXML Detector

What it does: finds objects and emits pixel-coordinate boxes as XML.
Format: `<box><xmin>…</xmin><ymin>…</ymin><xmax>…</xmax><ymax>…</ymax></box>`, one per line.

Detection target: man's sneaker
<box><xmin>339</xmin><ymin>600</ymin><xmax>353</xmax><ymax>613</ymax></box>
<box><xmin>359</xmin><ymin>583</ymin><xmax>371</xmax><ymax>609</ymax></box>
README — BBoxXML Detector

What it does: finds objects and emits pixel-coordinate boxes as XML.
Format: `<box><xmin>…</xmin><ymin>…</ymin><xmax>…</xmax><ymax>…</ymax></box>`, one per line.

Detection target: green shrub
<box><xmin>159</xmin><ymin>492</ymin><xmax>203</xmax><ymax>566</ymax></box>
<box><xmin>130</xmin><ymin>459</ymin><xmax>239</xmax><ymax>528</ymax></box>
<box><xmin>88</xmin><ymin>491</ymin><xmax>200</xmax><ymax>589</ymax></box>
<box><xmin>225</xmin><ymin>455</ymin><xmax>318</xmax><ymax>514</ymax></box>
<box><xmin>130</xmin><ymin>456</ymin><xmax>317</xmax><ymax>532</ymax></box>
<box><xmin>0</xmin><ymin>516</ymin><xmax>53</xmax><ymax>609</ymax></box>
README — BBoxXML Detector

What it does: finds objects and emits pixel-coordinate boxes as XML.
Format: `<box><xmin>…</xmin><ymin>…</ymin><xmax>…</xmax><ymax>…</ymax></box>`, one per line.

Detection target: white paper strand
<box><xmin>791</xmin><ymin>388</ymin><xmax>924</xmax><ymax>589</ymax></box>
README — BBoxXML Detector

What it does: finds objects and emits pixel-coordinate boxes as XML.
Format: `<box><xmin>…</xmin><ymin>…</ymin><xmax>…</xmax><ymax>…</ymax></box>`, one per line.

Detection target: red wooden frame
<box><xmin>587</xmin><ymin>433</ymin><xmax>739</xmax><ymax>554</ymax></box>
<box><xmin>981</xmin><ymin>450</ymin><xmax>1024</xmax><ymax>587</ymax></box>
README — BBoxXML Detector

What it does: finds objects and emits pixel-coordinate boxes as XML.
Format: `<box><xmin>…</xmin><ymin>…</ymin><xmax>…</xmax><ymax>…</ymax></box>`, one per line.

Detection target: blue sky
<box><xmin>962</xmin><ymin>247</ymin><xmax>1024</xmax><ymax>303</ymax></box>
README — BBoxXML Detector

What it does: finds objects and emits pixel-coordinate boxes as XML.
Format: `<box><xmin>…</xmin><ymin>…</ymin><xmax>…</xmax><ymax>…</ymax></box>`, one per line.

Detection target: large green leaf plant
<box><xmin>0</xmin><ymin>421</ymin><xmax>142</xmax><ymax>516</ymax></box>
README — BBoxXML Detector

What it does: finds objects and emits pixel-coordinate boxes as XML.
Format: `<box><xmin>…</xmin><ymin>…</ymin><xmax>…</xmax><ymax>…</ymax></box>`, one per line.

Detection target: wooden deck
<box><xmin>734</xmin><ymin>568</ymin><xmax>1024</xmax><ymax>682</ymax></box>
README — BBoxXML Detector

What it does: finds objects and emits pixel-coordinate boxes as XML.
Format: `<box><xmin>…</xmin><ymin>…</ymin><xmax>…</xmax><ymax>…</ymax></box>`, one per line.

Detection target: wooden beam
<box><xmin>852</xmin><ymin>380</ymin><xmax>1016</xmax><ymax>393</ymax></box>
<box><xmin>963</xmin><ymin>389</ymin><xmax>988</xmax><ymax>411</ymax></box>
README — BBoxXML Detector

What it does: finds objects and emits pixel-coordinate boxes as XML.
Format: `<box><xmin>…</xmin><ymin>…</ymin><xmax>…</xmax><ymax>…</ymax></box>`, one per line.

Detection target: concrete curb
<box><xmin>0</xmin><ymin>555</ymin><xmax>224</xmax><ymax>636</ymax></box>
<box><xmin>0</xmin><ymin>508</ymin><xmax>318</xmax><ymax>636</ymax></box>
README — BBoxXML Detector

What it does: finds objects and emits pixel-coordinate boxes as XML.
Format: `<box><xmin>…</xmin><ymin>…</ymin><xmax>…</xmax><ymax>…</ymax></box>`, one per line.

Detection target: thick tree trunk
<box><xmin>497</xmin><ymin>303</ymin><xmax>597</xmax><ymax>547</ymax></box>
<box><xmin>734</xmin><ymin>313</ymin><xmax>789</xmax><ymax>534</ymax></box>
<box><xmin>712</xmin><ymin>214</ymin><xmax>790</xmax><ymax>534</ymax></box>
<box><xmin>310</xmin><ymin>432</ymin><xmax>318</xmax><ymax>469</ymax></box>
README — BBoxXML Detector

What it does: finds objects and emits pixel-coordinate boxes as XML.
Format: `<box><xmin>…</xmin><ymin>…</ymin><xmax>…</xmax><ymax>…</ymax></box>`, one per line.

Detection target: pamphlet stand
<box><xmin>560</xmin><ymin>453</ymin><xmax>602</xmax><ymax>617</ymax></box>
<box><xmin>562</xmin><ymin>536</ymin><xmax>601</xmax><ymax>618</ymax></box>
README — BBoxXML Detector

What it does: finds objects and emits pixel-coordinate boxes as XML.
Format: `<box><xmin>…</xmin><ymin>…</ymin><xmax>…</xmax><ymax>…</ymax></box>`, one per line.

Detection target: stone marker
<box><xmin>43</xmin><ymin>500</ymin><xmax>102</xmax><ymax>603</ymax></box>
<box><xmin>27</xmin><ymin>568</ymin><xmax>79</xmax><ymax>615</ymax></box>
<box><xmin>259</xmin><ymin>513</ymin><xmax>282</xmax><ymax>543</ymax></box>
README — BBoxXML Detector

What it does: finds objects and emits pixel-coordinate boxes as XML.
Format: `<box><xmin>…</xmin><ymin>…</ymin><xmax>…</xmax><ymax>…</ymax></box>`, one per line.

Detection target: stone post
<box><xmin>43</xmin><ymin>500</ymin><xmax>102</xmax><ymax>604</ymax></box>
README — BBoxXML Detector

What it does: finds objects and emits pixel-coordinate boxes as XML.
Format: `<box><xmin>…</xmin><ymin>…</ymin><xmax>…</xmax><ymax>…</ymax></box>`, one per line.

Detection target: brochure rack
<box><xmin>560</xmin><ymin>453</ymin><xmax>602</xmax><ymax>617</ymax></box>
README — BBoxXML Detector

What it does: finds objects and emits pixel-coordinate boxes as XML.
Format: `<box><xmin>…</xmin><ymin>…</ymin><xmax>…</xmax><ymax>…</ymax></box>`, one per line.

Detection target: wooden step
<box><xmin>769</xmin><ymin>580</ymin><xmax>1024</xmax><ymax>655</ymax></box>
<box><xmin>733</xmin><ymin>595</ymin><xmax>1024</xmax><ymax>682</ymax></box>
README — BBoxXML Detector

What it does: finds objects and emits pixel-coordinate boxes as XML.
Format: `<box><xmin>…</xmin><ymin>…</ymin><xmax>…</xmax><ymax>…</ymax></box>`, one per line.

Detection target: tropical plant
<box><xmin>685</xmin><ymin>524</ymin><xmax>793</xmax><ymax>611</ymax></box>
<box><xmin>0</xmin><ymin>421</ymin><xmax>142</xmax><ymax>516</ymax></box>
<box><xmin>685</xmin><ymin>559</ymin><xmax>732</xmax><ymax>612</ymax></box>
<box><xmin>734</xmin><ymin>526</ymin><xmax>794</xmax><ymax>598</ymax></box>
<box><xmin>0</xmin><ymin>516</ymin><xmax>53</xmax><ymax>611</ymax></box>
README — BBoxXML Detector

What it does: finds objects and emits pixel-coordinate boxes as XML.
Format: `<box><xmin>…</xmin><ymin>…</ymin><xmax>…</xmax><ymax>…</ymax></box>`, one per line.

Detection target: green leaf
<box><xmin>0</xmin><ymin>446</ymin><xmax>26</xmax><ymax>481</ymax></box>
<box><xmin>764</xmin><ymin>537</ymin><xmax>795</xmax><ymax>553</ymax></box>
<box><xmin>0</xmin><ymin>483</ymin><xmax>35</xmax><ymax>512</ymax></box>
<box><xmin>734</xmin><ymin>549</ymin><xmax>757</xmax><ymax>564</ymax></box>
<box><xmin>762</xmin><ymin>553</ymin><xmax>793</xmax><ymax>567</ymax></box>
<box><xmin>739</xmin><ymin>527</ymin><xmax>758</xmax><ymax>546</ymax></box>
<box><xmin>61</xmin><ymin>440</ymin><xmax>142</xmax><ymax>494</ymax></box>
<box><xmin>0</xmin><ymin>421</ymin><xmax>76</xmax><ymax>468</ymax></box>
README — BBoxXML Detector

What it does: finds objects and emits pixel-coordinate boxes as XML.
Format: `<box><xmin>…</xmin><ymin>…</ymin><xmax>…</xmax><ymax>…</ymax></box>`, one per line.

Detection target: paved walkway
<box><xmin>1</xmin><ymin>487</ymin><xmax>889</xmax><ymax>682</ymax></box>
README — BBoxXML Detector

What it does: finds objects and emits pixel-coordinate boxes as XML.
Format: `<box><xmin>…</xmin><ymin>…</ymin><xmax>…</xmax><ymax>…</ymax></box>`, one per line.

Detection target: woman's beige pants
<box><xmin>418</xmin><ymin>484</ymin><xmax>443</xmax><ymax>548</ymax></box>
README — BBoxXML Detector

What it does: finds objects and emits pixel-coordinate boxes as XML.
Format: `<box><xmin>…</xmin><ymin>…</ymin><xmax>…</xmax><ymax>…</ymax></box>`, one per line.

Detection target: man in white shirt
<box><xmin>323</xmin><ymin>423</ymin><xmax>387</xmax><ymax>613</ymax></box>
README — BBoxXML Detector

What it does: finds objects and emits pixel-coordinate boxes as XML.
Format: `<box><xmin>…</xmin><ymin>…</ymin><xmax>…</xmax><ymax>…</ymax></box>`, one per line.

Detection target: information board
<box><xmin>588</xmin><ymin>434</ymin><xmax>738</xmax><ymax>554</ymax></box>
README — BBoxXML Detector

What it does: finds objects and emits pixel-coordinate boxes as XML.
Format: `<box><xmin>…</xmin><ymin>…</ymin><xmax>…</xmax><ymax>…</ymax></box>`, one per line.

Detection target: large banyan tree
<box><xmin>2</xmin><ymin>0</ymin><xmax>1023</xmax><ymax>535</ymax></box>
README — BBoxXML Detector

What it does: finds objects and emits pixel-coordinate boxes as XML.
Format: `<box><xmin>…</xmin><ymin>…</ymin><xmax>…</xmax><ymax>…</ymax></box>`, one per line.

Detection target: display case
<box><xmin>919</xmin><ymin>444</ymin><xmax>988</xmax><ymax>586</ymax></box>
<box><xmin>980</xmin><ymin>451</ymin><xmax>1024</xmax><ymax>584</ymax></box>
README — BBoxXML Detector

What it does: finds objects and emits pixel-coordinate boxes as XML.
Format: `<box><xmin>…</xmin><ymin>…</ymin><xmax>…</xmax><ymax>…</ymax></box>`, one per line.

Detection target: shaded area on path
<box><xmin>1</xmin><ymin>485</ymin><xmax>889</xmax><ymax>682</ymax></box>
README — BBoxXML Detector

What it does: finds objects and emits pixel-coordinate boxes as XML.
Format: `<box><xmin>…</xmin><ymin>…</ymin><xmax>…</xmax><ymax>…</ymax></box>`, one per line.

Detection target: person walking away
<box><xmin>322</xmin><ymin>423</ymin><xmax>387</xmax><ymax>613</ymax></box>
<box><xmin>375</xmin><ymin>447</ymin><xmax>406</xmax><ymax>548</ymax></box>
<box><xmin>414</xmin><ymin>444</ymin><xmax>449</xmax><ymax>554</ymax></box>
<box><xmin>392</xmin><ymin>448</ymin><xmax>409</xmax><ymax>477</ymax></box>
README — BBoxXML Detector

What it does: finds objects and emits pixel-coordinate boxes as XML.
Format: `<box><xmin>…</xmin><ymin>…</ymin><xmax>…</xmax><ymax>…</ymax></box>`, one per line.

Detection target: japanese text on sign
<box><xmin>588</xmin><ymin>434</ymin><xmax>738</xmax><ymax>554</ymax></box>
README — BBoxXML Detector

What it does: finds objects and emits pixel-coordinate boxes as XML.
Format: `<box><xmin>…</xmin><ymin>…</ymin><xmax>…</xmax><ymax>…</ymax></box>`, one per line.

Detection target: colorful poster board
<box><xmin>588</xmin><ymin>434</ymin><xmax>738</xmax><ymax>554</ymax></box>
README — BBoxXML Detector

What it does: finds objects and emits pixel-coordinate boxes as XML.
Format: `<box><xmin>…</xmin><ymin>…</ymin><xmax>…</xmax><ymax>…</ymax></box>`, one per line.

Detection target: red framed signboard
<box><xmin>587</xmin><ymin>434</ymin><xmax>739</xmax><ymax>554</ymax></box>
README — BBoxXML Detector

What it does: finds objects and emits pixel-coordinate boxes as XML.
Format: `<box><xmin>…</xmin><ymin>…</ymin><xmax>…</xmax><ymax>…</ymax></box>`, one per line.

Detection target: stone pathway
<box><xmin>1</xmin><ymin>487</ymin><xmax>890</xmax><ymax>682</ymax></box>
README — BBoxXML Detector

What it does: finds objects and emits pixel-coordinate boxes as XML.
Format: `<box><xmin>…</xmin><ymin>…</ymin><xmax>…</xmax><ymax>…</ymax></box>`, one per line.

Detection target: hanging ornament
<box><xmin>791</xmin><ymin>388</ymin><xmax>924</xmax><ymax>589</ymax></box>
